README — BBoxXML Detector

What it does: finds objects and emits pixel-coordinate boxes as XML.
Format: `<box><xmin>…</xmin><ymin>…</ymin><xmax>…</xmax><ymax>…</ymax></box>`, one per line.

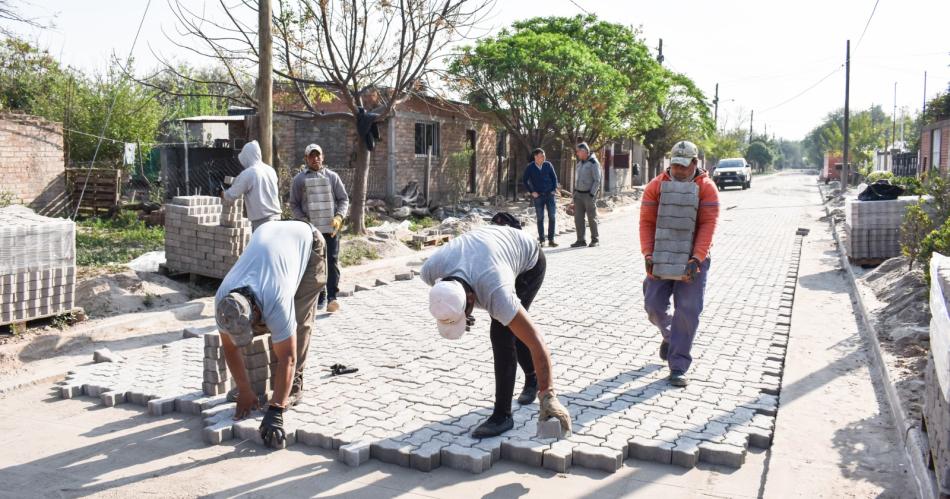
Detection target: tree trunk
<box><xmin>647</xmin><ymin>151</ymin><xmax>665</xmax><ymax>181</ymax></box>
<box><xmin>349</xmin><ymin>141</ymin><xmax>372</xmax><ymax>235</ymax></box>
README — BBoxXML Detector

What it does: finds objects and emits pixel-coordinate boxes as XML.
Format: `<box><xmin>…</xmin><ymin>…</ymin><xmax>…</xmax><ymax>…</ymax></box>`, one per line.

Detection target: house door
<box><xmin>467</xmin><ymin>130</ymin><xmax>477</xmax><ymax>193</ymax></box>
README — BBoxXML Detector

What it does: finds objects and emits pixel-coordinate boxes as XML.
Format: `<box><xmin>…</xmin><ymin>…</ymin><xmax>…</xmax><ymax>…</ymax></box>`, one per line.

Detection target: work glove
<box><xmin>539</xmin><ymin>389</ymin><xmax>572</xmax><ymax>437</ymax></box>
<box><xmin>644</xmin><ymin>255</ymin><xmax>654</xmax><ymax>279</ymax></box>
<box><xmin>331</xmin><ymin>214</ymin><xmax>344</xmax><ymax>237</ymax></box>
<box><xmin>259</xmin><ymin>405</ymin><xmax>287</xmax><ymax>449</ymax></box>
<box><xmin>684</xmin><ymin>257</ymin><xmax>701</xmax><ymax>283</ymax></box>
<box><xmin>234</xmin><ymin>388</ymin><xmax>261</xmax><ymax>420</ymax></box>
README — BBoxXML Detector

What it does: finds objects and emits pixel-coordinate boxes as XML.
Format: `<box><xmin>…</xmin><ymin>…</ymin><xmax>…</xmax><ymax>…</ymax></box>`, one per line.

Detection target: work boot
<box><xmin>317</xmin><ymin>291</ymin><xmax>327</xmax><ymax>311</ymax></box>
<box><xmin>659</xmin><ymin>340</ymin><xmax>669</xmax><ymax>361</ymax></box>
<box><xmin>472</xmin><ymin>415</ymin><xmax>514</xmax><ymax>438</ymax></box>
<box><xmin>517</xmin><ymin>373</ymin><xmax>538</xmax><ymax>405</ymax></box>
<box><xmin>669</xmin><ymin>370</ymin><xmax>689</xmax><ymax>387</ymax></box>
<box><xmin>289</xmin><ymin>374</ymin><xmax>304</xmax><ymax>407</ymax></box>
<box><xmin>588</xmin><ymin>238</ymin><xmax>599</xmax><ymax>247</ymax></box>
<box><xmin>326</xmin><ymin>300</ymin><xmax>340</xmax><ymax>313</ymax></box>
<box><xmin>539</xmin><ymin>238</ymin><xmax>545</xmax><ymax>246</ymax></box>
<box><xmin>570</xmin><ymin>240</ymin><xmax>587</xmax><ymax>248</ymax></box>
<box><xmin>548</xmin><ymin>239</ymin><xmax>559</xmax><ymax>248</ymax></box>
<box><xmin>226</xmin><ymin>387</ymin><xmax>239</xmax><ymax>403</ymax></box>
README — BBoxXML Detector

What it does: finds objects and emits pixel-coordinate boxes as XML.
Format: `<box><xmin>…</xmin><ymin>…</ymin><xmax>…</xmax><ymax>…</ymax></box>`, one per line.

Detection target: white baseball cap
<box><xmin>670</xmin><ymin>140</ymin><xmax>699</xmax><ymax>166</ymax></box>
<box><xmin>304</xmin><ymin>143</ymin><xmax>323</xmax><ymax>156</ymax></box>
<box><xmin>429</xmin><ymin>280</ymin><xmax>468</xmax><ymax>340</ymax></box>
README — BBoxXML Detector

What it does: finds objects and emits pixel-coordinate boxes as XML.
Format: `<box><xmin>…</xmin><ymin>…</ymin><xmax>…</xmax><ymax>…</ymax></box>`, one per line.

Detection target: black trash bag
<box><xmin>857</xmin><ymin>180</ymin><xmax>904</xmax><ymax>201</ymax></box>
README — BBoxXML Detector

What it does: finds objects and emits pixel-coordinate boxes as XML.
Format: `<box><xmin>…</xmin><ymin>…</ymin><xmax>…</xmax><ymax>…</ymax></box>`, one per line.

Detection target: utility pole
<box><xmin>842</xmin><ymin>40</ymin><xmax>851</xmax><ymax>190</ymax></box>
<box><xmin>749</xmin><ymin>110</ymin><xmax>754</xmax><ymax>143</ymax></box>
<box><xmin>923</xmin><ymin>71</ymin><xmax>928</xmax><ymax>116</ymax></box>
<box><xmin>892</xmin><ymin>82</ymin><xmax>897</xmax><ymax>151</ymax></box>
<box><xmin>713</xmin><ymin>83</ymin><xmax>719</xmax><ymax>130</ymax></box>
<box><xmin>258</xmin><ymin>0</ymin><xmax>273</xmax><ymax>165</ymax></box>
<box><xmin>656</xmin><ymin>39</ymin><xmax>664</xmax><ymax>64</ymax></box>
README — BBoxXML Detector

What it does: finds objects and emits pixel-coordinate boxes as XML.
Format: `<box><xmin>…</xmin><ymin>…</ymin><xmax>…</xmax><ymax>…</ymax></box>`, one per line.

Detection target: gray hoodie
<box><xmin>224</xmin><ymin>140</ymin><xmax>282</xmax><ymax>221</ymax></box>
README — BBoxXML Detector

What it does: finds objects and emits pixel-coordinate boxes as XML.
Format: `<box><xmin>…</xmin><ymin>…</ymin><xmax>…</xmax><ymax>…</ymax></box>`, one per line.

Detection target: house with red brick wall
<box><xmin>0</xmin><ymin>113</ymin><xmax>67</xmax><ymax>215</ymax></box>
<box><xmin>921</xmin><ymin>118</ymin><xmax>950</xmax><ymax>177</ymax></box>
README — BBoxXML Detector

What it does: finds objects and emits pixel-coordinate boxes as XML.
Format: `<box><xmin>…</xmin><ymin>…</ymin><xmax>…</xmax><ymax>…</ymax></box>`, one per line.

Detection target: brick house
<box><xmin>264</xmin><ymin>88</ymin><xmax>503</xmax><ymax>205</ymax></box>
<box><xmin>0</xmin><ymin>113</ymin><xmax>67</xmax><ymax>216</ymax></box>
<box><xmin>921</xmin><ymin>118</ymin><xmax>950</xmax><ymax>177</ymax></box>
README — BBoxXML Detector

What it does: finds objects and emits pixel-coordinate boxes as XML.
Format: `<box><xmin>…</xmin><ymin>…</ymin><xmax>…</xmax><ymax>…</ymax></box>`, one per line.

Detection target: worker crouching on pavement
<box><xmin>639</xmin><ymin>140</ymin><xmax>720</xmax><ymax>387</ymax></box>
<box><xmin>421</xmin><ymin>225</ymin><xmax>572</xmax><ymax>438</ymax></box>
<box><xmin>215</xmin><ymin>221</ymin><xmax>327</xmax><ymax>448</ymax></box>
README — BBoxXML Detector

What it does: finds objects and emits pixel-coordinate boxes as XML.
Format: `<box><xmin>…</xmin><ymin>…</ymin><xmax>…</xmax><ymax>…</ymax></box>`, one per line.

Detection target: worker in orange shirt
<box><xmin>639</xmin><ymin>141</ymin><xmax>720</xmax><ymax>387</ymax></box>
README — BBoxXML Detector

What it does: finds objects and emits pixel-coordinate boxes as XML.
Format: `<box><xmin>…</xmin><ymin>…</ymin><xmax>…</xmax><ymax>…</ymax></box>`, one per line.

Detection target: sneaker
<box><xmin>317</xmin><ymin>290</ymin><xmax>327</xmax><ymax>310</ymax></box>
<box><xmin>570</xmin><ymin>240</ymin><xmax>587</xmax><ymax>248</ymax></box>
<box><xmin>669</xmin><ymin>371</ymin><xmax>689</xmax><ymax>387</ymax></box>
<box><xmin>659</xmin><ymin>340</ymin><xmax>669</xmax><ymax>361</ymax></box>
<box><xmin>326</xmin><ymin>300</ymin><xmax>340</xmax><ymax>313</ymax></box>
<box><xmin>517</xmin><ymin>377</ymin><xmax>538</xmax><ymax>405</ymax></box>
<box><xmin>539</xmin><ymin>238</ymin><xmax>545</xmax><ymax>245</ymax></box>
<box><xmin>472</xmin><ymin>415</ymin><xmax>514</xmax><ymax>438</ymax></box>
<box><xmin>548</xmin><ymin>239</ymin><xmax>559</xmax><ymax>248</ymax></box>
<box><xmin>588</xmin><ymin>239</ymin><xmax>599</xmax><ymax>247</ymax></box>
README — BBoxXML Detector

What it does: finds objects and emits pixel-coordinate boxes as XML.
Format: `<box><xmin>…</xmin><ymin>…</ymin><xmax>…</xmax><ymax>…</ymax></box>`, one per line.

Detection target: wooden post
<box><xmin>258</xmin><ymin>0</ymin><xmax>273</xmax><ymax>165</ymax></box>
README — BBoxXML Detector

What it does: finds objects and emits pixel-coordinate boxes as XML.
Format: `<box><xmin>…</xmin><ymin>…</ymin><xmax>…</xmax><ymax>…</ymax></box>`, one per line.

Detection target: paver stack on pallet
<box><xmin>0</xmin><ymin>206</ymin><xmax>76</xmax><ymax>325</ymax></box>
<box><xmin>202</xmin><ymin>332</ymin><xmax>277</xmax><ymax>398</ymax></box>
<box><xmin>164</xmin><ymin>195</ymin><xmax>251</xmax><ymax>278</ymax></box>
<box><xmin>844</xmin><ymin>196</ymin><xmax>930</xmax><ymax>262</ymax></box>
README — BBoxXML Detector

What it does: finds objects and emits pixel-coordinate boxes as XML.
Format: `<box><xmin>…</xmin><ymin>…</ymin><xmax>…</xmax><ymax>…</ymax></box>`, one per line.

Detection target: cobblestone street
<box><xmin>53</xmin><ymin>172</ymin><xmax>814</xmax><ymax>478</ymax></box>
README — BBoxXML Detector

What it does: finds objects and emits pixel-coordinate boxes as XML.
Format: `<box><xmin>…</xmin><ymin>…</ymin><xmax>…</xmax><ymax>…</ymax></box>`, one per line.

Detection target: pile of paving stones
<box><xmin>844</xmin><ymin>197</ymin><xmax>925</xmax><ymax>260</ymax></box>
<box><xmin>0</xmin><ymin>206</ymin><xmax>75</xmax><ymax>325</ymax></box>
<box><xmin>163</xmin><ymin>195</ymin><xmax>251</xmax><ymax>278</ymax></box>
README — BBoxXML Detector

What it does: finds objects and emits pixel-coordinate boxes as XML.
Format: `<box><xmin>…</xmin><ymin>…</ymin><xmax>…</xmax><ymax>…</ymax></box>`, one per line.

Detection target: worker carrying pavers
<box><xmin>421</xmin><ymin>225</ymin><xmax>573</xmax><ymax>438</ymax></box>
<box><xmin>639</xmin><ymin>140</ymin><xmax>720</xmax><ymax>387</ymax></box>
<box><xmin>214</xmin><ymin>221</ymin><xmax>327</xmax><ymax>448</ymax></box>
<box><xmin>289</xmin><ymin>143</ymin><xmax>350</xmax><ymax>313</ymax></box>
<box><xmin>223</xmin><ymin>140</ymin><xmax>283</xmax><ymax>231</ymax></box>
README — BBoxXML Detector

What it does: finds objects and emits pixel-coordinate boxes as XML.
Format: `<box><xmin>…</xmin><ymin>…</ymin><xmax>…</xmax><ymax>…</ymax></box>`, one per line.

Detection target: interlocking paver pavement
<box><xmin>59</xmin><ymin>175</ymin><xmax>810</xmax><ymax>475</ymax></box>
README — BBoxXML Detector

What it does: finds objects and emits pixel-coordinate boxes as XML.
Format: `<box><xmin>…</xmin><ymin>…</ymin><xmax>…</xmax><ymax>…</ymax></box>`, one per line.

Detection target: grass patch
<box><xmin>76</xmin><ymin>211</ymin><xmax>164</xmax><ymax>268</ymax></box>
<box><xmin>408</xmin><ymin>215</ymin><xmax>437</xmax><ymax>232</ymax></box>
<box><xmin>339</xmin><ymin>239</ymin><xmax>381</xmax><ymax>267</ymax></box>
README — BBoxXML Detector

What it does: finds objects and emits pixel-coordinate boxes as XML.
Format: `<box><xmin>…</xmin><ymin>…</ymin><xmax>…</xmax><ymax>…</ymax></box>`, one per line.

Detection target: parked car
<box><xmin>712</xmin><ymin>158</ymin><xmax>752</xmax><ymax>190</ymax></box>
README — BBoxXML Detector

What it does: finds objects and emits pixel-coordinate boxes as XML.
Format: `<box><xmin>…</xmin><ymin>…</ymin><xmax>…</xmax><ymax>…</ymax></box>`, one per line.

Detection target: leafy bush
<box><xmin>338</xmin><ymin>239</ymin><xmax>380</xmax><ymax>267</ymax></box>
<box><xmin>901</xmin><ymin>202</ymin><xmax>933</xmax><ymax>271</ymax></box>
<box><xmin>918</xmin><ymin>218</ymin><xmax>950</xmax><ymax>282</ymax></box>
<box><xmin>866</xmin><ymin>171</ymin><xmax>893</xmax><ymax>183</ymax></box>
<box><xmin>892</xmin><ymin>176</ymin><xmax>924</xmax><ymax>195</ymax></box>
<box><xmin>76</xmin><ymin>212</ymin><xmax>164</xmax><ymax>267</ymax></box>
<box><xmin>409</xmin><ymin>215</ymin><xmax>437</xmax><ymax>232</ymax></box>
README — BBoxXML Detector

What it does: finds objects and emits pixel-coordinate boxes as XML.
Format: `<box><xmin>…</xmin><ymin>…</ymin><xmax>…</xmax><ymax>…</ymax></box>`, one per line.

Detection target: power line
<box><xmin>854</xmin><ymin>0</ymin><xmax>881</xmax><ymax>50</ymax></box>
<box><xmin>759</xmin><ymin>65</ymin><xmax>844</xmax><ymax>113</ymax></box>
<box><xmin>567</xmin><ymin>0</ymin><xmax>590</xmax><ymax>15</ymax></box>
<box><xmin>72</xmin><ymin>0</ymin><xmax>152</xmax><ymax>219</ymax></box>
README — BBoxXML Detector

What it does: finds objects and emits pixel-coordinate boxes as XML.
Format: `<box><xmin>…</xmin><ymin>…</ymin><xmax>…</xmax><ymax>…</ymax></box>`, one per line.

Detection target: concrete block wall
<box><xmin>164</xmin><ymin>195</ymin><xmax>251</xmax><ymax>279</ymax></box>
<box><xmin>926</xmin><ymin>252</ymin><xmax>950</xmax><ymax>496</ymax></box>
<box><xmin>0</xmin><ymin>113</ymin><xmax>67</xmax><ymax>216</ymax></box>
<box><xmin>0</xmin><ymin>206</ymin><xmax>75</xmax><ymax>325</ymax></box>
<box><xmin>844</xmin><ymin>197</ymin><xmax>924</xmax><ymax>259</ymax></box>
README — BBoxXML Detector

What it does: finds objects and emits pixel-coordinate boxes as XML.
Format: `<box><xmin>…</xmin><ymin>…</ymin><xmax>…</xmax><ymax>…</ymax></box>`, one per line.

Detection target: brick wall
<box><xmin>0</xmin><ymin>113</ymin><xmax>66</xmax><ymax>216</ymax></box>
<box><xmin>921</xmin><ymin>119</ymin><xmax>950</xmax><ymax>177</ymax></box>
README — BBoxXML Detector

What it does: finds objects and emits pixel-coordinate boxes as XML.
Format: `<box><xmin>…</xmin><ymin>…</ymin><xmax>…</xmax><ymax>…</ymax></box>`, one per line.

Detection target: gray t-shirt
<box><xmin>215</xmin><ymin>221</ymin><xmax>313</xmax><ymax>343</ymax></box>
<box><xmin>421</xmin><ymin>225</ymin><xmax>540</xmax><ymax>326</ymax></box>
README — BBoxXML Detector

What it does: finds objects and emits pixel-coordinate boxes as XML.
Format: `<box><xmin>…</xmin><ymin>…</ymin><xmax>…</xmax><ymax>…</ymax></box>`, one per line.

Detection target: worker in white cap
<box><xmin>421</xmin><ymin>225</ymin><xmax>572</xmax><ymax>438</ymax></box>
<box><xmin>289</xmin><ymin>143</ymin><xmax>350</xmax><ymax>313</ymax></box>
<box><xmin>215</xmin><ymin>220</ymin><xmax>327</xmax><ymax>448</ymax></box>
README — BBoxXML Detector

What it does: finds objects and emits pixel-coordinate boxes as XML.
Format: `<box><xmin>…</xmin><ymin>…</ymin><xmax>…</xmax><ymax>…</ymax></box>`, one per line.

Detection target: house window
<box><xmin>415</xmin><ymin>122</ymin><xmax>440</xmax><ymax>156</ymax></box>
<box><xmin>933</xmin><ymin>129</ymin><xmax>942</xmax><ymax>170</ymax></box>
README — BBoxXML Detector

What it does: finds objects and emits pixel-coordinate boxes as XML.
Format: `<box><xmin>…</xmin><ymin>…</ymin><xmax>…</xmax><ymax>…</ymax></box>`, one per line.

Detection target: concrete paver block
<box><xmin>370</xmin><ymin>439</ymin><xmax>413</xmax><ymax>467</ymax></box>
<box><xmin>500</xmin><ymin>439</ymin><xmax>547</xmax><ymax>467</ymax></box>
<box><xmin>339</xmin><ymin>441</ymin><xmax>371</xmax><ymax>467</ymax></box>
<box><xmin>571</xmin><ymin>444</ymin><xmax>623</xmax><ymax>473</ymax></box>
<box><xmin>628</xmin><ymin>438</ymin><xmax>674</xmax><ymax>465</ymax></box>
<box><xmin>536</xmin><ymin>419</ymin><xmax>565</xmax><ymax>440</ymax></box>
<box><xmin>543</xmin><ymin>441</ymin><xmax>576</xmax><ymax>472</ymax></box>
<box><xmin>698</xmin><ymin>441</ymin><xmax>746</xmax><ymax>468</ymax></box>
<box><xmin>441</xmin><ymin>444</ymin><xmax>492</xmax><ymax>474</ymax></box>
<box><xmin>411</xmin><ymin>441</ymin><xmax>446</xmax><ymax>472</ymax></box>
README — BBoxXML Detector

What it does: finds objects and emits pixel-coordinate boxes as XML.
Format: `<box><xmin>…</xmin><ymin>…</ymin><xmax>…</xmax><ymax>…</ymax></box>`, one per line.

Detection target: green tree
<box><xmin>703</xmin><ymin>127</ymin><xmax>746</xmax><ymax>164</ymax></box>
<box><xmin>642</xmin><ymin>71</ymin><xmax>714</xmax><ymax>179</ymax></box>
<box><xmin>745</xmin><ymin>141</ymin><xmax>773</xmax><ymax>169</ymax></box>
<box><xmin>922</xmin><ymin>83</ymin><xmax>950</xmax><ymax>124</ymax></box>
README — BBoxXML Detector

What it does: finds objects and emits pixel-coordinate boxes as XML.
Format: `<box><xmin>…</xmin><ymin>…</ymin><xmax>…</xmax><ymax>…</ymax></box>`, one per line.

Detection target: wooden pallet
<box><xmin>411</xmin><ymin>233</ymin><xmax>452</xmax><ymax>248</ymax></box>
<box><xmin>66</xmin><ymin>168</ymin><xmax>121</xmax><ymax>216</ymax></box>
<box><xmin>0</xmin><ymin>307</ymin><xmax>86</xmax><ymax>332</ymax></box>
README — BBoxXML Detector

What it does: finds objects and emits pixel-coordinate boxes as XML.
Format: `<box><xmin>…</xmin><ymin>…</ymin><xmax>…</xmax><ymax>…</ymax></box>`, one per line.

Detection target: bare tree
<box><xmin>149</xmin><ymin>0</ymin><xmax>493</xmax><ymax>233</ymax></box>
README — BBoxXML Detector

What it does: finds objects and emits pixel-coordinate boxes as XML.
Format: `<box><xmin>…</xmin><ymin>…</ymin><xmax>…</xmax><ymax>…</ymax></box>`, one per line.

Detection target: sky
<box><xmin>13</xmin><ymin>0</ymin><xmax>950</xmax><ymax>141</ymax></box>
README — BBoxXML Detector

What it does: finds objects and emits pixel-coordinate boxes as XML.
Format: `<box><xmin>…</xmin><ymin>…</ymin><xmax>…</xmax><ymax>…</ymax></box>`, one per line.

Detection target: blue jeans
<box><xmin>533</xmin><ymin>194</ymin><xmax>557</xmax><ymax>241</ymax></box>
<box><xmin>642</xmin><ymin>258</ymin><xmax>711</xmax><ymax>373</ymax></box>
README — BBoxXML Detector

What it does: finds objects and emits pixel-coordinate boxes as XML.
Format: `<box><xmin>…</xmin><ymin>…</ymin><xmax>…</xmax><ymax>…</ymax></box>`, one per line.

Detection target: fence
<box><xmin>893</xmin><ymin>152</ymin><xmax>919</xmax><ymax>178</ymax></box>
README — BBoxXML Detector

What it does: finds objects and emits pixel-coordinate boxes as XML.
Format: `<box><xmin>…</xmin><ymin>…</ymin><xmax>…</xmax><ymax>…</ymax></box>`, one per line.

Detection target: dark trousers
<box><xmin>642</xmin><ymin>258</ymin><xmax>711</xmax><ymax>373</ymax></box>
<box><xmin>490</xmin><ymin>250</ymin><xmax>545</xmax><ymax>418</ymax></box>
<box><xmin>533</xmin><ymin>194</ymin><xmax>557</xmax><ymax>241</ymax></box>
<box><xmin>321</xmin><ymin>232</ymin><xmax>341</xmax><ymax>301</ymax></box>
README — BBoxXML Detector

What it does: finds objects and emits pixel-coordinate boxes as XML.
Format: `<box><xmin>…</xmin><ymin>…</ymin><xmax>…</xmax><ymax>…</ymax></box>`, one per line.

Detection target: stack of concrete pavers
<box><xmin>925</xmin><ymin>253</ymin><xmax>950</xmax><ymax>496</ymax></box>
<box><xmin>202</xmin><ymin>332</ymin><xmax>276</xmax><ymax>397</ymax></box>
<box><xmin>0</xmin><ymin>206</ymin><xmax>75</xmax><ymax>325</ymax></box>
<box><xmin>844</xmin><ymin>196</ymin><xmax>925</xmax><ymax>260</ymax></box>
<box><xmin>164</xmin><ymin>195</ymin><xmax>251</xmax><ymax>278</ymax></box>
<box><xmin>305</xmin><ymin>176</ymin><xmax>335</xmax><ymax>233</ymax></box>
<box><xmin>652</xmin><ymin>181</ymin><xmax>699</xmax><ymax>279</ymax></box>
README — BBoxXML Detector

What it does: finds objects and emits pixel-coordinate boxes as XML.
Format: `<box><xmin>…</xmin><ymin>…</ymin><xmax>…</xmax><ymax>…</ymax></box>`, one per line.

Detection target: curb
<box><xmin>820</xmin><ymin>184</ymin><xmax>938</xmax><ymax>499</ymax></box>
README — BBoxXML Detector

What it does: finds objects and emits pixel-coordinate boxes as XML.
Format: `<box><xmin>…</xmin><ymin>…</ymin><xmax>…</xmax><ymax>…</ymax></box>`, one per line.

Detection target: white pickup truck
<box><xmin>712</xmin><ymin>158</ymin><xmax>752</xmax><ymax>190</ymax></box>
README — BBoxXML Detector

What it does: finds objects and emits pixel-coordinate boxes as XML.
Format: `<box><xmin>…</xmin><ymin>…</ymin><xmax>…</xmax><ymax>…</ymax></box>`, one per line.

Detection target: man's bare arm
<box><xmin>268</xmin><ymin>335</ymin><xmax>297</xmax><ymax>408</ymax></box>
<box><xmin>506</xmin><ymin>306</ymin><xmax>554</xmax><ymax>394</ymax></box>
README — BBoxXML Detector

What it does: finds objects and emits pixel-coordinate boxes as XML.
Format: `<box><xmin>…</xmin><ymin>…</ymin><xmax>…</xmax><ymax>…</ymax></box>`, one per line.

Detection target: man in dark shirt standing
<box><xmin>522</xmin><ymin>148</ymin><xmax>560</xmax><ymax>247</ymax></box>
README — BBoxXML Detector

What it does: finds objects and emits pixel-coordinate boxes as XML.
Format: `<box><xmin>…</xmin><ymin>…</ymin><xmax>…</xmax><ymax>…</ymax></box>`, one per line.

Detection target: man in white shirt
<box><xmin>215</xmin><ymin>221</ymin><xmax>326</xmax><ymax>448</ymax></box>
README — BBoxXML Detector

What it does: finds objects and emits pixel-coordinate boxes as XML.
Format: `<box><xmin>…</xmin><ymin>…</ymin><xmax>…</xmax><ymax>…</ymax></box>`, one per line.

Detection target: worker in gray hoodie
<box><xmin>224</xmin><ymin>140</ymin><xmax>282</xmax><ymax>231</ymax></box>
